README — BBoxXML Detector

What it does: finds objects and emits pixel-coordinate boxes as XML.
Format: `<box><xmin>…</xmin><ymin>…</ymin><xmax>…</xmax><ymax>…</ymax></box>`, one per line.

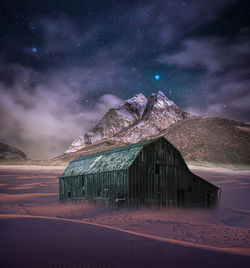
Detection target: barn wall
<box><xmin>128</xmin><ymin>137</ymin><xmax>219</xmax><ymax>208</ymax></box>
<box><xmin>59</xmin><ymin>170</ymin><xmax>128</xmax><ymax>205</ymax></box>
<box><xmin>85</xmin><ymin>170</ymin><xmax>128</xmax><ymax>205</ymax></box>
<box><xmin>59</xmin><ymin>176</ymin><xmax>83</xmax><ymax>201</ymax></box>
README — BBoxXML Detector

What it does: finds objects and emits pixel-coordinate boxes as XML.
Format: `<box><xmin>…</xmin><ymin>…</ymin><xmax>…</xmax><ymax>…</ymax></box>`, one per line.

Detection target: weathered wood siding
<box><xmin>59</xmin><ymin>170</ymin><xmax>128</xmax><ymax>206</ymax></box>
<box><xmin>127</xmin><ymin>137</ymin><xmax>218</xmax><ymax>208</ymax></box>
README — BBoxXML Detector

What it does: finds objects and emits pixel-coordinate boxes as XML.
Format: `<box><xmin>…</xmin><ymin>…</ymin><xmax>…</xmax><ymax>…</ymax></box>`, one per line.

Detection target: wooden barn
<box><xmin>59</xmin><ymin>137</ymin><xmax>220</xmax><ymax>208</ymax></box>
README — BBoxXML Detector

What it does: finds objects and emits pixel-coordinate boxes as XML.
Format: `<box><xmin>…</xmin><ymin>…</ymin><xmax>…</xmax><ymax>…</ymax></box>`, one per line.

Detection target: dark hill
<box><xmin>0</xmin><ymin>143</ymin><xmax>27</xmax><ymax>162</ymax></box>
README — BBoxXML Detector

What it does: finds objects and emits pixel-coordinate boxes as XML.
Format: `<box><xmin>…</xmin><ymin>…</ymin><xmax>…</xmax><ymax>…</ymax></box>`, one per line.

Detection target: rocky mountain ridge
<box><xmin>66</xmin><ymin>91</ymin><xmax>189</xmax><ymax>153</ymax></box>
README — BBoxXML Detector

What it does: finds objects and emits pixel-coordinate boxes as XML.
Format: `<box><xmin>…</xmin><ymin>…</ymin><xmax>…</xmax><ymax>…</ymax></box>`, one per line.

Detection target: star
<box><xmin>32</xmin><ymin>47</ymin><xmax>37</xmax><ymax>53</ymax></box>
<box><xmin>154</xmin><ymin>74</ymin><xmax>160</xmax><ymax>81</ymax></box>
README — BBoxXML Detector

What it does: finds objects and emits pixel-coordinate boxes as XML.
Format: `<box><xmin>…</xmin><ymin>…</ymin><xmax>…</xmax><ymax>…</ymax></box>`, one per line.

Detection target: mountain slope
<box><xmin>163</xmin><ymin>116</ymin><xmax>250</xmax><ymax>166</ymax></box>
<box><xmin>66</xmin><ymin>93</ymin><xmax>148</xmax><ymax>153</ymax></box>
<box><xmin>0</xmin><ymin>143</ymin><xmax>27</xmax><ymax>162</ymax></box>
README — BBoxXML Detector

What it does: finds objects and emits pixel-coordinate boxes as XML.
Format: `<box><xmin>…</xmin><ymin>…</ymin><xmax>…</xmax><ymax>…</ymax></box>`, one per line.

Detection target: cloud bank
<box><xmin>0</xmin><ymin>62</ymin><xmax>122</xmax><ymax>159</ymax></box>
<box><xmin>156</xmin><ymin>34</ymin><xmax>250</xmax><ymax>120</ymax></box>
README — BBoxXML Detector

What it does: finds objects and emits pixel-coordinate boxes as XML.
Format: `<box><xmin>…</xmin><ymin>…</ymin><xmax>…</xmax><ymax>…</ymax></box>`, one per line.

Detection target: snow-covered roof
<box><xmin>61</xmin><ymin>138</ymin><xmax>156</xmax><ymax>176</ymax></box>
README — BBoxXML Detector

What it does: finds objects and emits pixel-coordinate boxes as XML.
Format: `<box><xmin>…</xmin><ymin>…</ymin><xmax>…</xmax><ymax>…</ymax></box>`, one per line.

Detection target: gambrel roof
<box><xmin>61</xmin><ymin>139</ymin><xmax>156</xmax><ymax>177</ymax></box>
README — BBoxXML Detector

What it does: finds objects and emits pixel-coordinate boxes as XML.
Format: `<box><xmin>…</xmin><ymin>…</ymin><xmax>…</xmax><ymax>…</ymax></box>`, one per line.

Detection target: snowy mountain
<box><xmin>109</xmin><ymin>91</ymin><xmax>189</xmax><ymax>144</ymax></box>
<box><xmin>65</xmin><ymin>91</ymin><xmax>189</xmax><ymax>153</ymax></box>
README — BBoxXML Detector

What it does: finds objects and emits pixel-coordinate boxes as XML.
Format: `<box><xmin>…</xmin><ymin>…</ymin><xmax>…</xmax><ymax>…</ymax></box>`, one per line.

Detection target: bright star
<box><xmin>154</xmin><ymin>74</ymin><xmax>160</xmax><ymax>81</ymax></box>
<box><xmin>32</xmin><ymin>47</ymin><xmax>37</xmax><ymax>53</ymax></box>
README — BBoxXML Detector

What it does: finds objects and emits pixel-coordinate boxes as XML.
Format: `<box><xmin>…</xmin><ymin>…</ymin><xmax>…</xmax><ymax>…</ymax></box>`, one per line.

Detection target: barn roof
<box><xmin>61</xmin><ymin>138</ymin><xmax>157</xmax><ymax>177</ymax></box>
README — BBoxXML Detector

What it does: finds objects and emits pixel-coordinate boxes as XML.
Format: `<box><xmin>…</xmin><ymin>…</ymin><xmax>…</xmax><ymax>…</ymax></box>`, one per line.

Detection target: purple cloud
<box><xmin>0</xmin><ymin>61</ymin><xmax>122</xmax><ymax>159</ymax></box>
<box><xmin>156</xmin><ymin>34</ymin><xmax>250</xmax><ymax>121</ymax></box>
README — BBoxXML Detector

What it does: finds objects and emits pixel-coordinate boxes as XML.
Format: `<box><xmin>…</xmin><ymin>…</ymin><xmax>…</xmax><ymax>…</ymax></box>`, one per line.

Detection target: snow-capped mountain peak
<box><xmin>122</xmin><ymin>93</ymin><xmax>147</xmax><ymax>117</ymax></box>
<box><xmin>153</xmin><ymin>91</ymin><xmax>174</xmax><ymax>106</ymax></box>
<box><xmin>65</xmin><ymin>91</ymin><xmax>189</xmax><ymax>154</ymax></box>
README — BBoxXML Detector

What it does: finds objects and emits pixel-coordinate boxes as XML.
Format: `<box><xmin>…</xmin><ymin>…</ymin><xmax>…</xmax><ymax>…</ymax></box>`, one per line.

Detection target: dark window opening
<box><xmin>188</xmin><ymin>186</ymin><xmax>192</xmax><ymax>193</ymax></box>
<box><xmin>155</xmin><ymin>163</ymin><xmax>160</xmax><ymax>175</ymax></box>
<box><xmin>67</xmin><ymin>191</ymin><xmax>71</xmax><ymax>198</ymax></box>
<box><xmin>82</xmin><ymin>177</ymin><xmax>84</xmax><ymax>187</ymax></box>
<box><xmin>97</xmin><ymin>189</ymin><xmax>101</xmax><ymax>197</ymax></box>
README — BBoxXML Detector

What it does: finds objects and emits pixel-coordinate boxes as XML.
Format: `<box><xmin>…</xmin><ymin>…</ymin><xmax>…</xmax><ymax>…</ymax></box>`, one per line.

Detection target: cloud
<box><xmin>156</xmin><ymin>37</ymin><xmax>250</xmax><ymax>74</ymax></box>
<box><xmin>134</xmin><ymin>0</ymin><xmax>236</xmax><ymax>45</ymax></box>
<box><xmin>0</xmin><ymin>62</ymin><xmax>122</xmax><ymax>159</ymax></box>
<box><xmin>156</xmin><ymin>34</ymin><xmax>250</xmax><ymax>121</ymax></box>
<box><xmin>39</xmin><ymin>16</ymin><xmax>95</xmax><ymax>53</ymax></box>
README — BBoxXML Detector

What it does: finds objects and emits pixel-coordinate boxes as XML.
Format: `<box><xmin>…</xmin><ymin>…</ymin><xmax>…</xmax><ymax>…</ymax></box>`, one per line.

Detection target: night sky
<box><xmin>0</xmin><ymin>0</ymin><xmax>250</xmax><ymax>159</ymax></box>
